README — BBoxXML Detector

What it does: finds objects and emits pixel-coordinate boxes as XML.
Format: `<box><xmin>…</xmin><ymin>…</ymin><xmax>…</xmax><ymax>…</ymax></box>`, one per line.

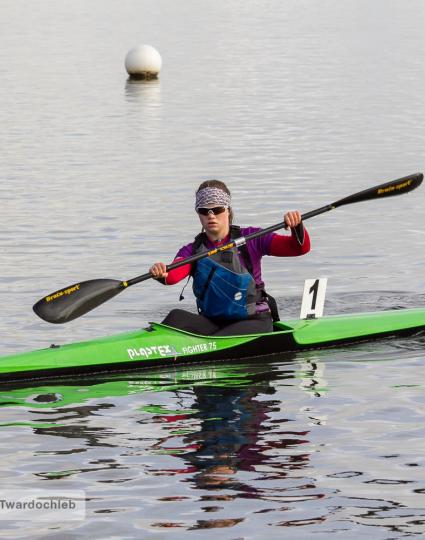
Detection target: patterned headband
<box><xmin>195</xmin><ymin>187</ymin><xmax>231</xmax><ymax>210</ymax></box>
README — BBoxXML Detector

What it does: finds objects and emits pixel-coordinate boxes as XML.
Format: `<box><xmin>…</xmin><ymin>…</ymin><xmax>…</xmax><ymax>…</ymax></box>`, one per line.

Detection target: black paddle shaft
<box><xmin>126</xmin><ymin>173</ymin><xmax>423</xmax><ymax>287</ymax></box>
<box><xmin>33</xmin><ymin>172</ymin><xmax>423</xmax><ymax>323</ymax></box>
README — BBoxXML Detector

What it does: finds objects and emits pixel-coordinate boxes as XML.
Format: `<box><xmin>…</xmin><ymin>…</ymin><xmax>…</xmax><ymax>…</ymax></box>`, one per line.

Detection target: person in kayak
<box><xmin>149</xmin><ymin>179</ymin><xmax>310</xmax><ymax>336</ymax></box>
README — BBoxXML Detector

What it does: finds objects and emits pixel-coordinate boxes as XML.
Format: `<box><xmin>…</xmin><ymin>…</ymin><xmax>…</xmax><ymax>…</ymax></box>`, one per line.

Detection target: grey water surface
<box><xmin>0</xmin><ymin>0</ymin><xmax>424</xmax><ymax>538</ymax></box>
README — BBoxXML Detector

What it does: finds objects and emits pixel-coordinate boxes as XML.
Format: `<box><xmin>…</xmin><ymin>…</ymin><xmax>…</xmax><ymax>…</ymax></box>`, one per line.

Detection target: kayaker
<box><xmin>149</xmin><ymin>179</ymin><xmax>310</xmax><ymax>336</ymax></box>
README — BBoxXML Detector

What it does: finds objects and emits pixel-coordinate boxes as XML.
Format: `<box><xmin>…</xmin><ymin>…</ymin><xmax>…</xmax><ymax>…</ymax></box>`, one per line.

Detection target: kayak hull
<box><xmin>0</xmin><ymin>308</ymin><xmax>424</xmax><ymax>383</ymax></box>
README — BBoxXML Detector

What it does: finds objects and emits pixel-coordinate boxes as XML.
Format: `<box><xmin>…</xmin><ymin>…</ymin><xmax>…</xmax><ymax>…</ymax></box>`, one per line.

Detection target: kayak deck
<box><xmin>283</xmin><ymin>307</ymin><xmax>425</xmax><ymax>345</ymax></box>
<box><xmin>0</xmin><ymin>308</ymin><xmax>424</xmax><ymax>383</ymax></box>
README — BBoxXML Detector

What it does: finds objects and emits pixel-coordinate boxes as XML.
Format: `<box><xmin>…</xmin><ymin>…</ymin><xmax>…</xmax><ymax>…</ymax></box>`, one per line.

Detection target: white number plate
<box><xmin>300</xmin><ymin>278</ymin><xmax>327</xmax><ymax>319</ymax></box>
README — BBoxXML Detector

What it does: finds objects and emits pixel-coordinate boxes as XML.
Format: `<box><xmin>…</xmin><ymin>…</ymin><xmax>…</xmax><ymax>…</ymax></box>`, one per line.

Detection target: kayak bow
<box><xmin>0</xmin><ymin>308</ymin><xmax>424</xmax><ymax>383</ymax></box>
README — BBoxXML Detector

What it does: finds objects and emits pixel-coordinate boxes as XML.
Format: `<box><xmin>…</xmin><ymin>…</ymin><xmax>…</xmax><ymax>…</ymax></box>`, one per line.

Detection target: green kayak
<box><xmin>0</xmin><ymin>307</ymin><xmax>424</xmax><ymax>384</ymax></box>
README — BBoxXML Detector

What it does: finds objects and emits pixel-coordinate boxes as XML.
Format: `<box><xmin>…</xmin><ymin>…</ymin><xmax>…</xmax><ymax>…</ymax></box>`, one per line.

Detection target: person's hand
<box><xmin>284</xmin><ymin>210</ymin><xmax>302</xmax><ymax>229</ymax></box>
<box><xmin>149</xmin><ymin>262</ymin><xmax>168</xmax><ymax>279</ymax></box>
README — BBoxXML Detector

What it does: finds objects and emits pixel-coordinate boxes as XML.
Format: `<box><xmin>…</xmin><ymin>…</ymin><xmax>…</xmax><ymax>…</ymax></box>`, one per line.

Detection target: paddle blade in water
<box><xmin>333</xmin><ymin>173</ymin><xmax>423</xmax><ymax>208</ymax></box>
<box><xmin>33</xmin><ymin>279</ymin><xmax>124</xmax><ymax>324</ymax></box>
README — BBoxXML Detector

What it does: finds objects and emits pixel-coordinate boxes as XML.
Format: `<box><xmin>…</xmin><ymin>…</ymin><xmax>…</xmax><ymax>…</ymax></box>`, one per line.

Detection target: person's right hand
<box><xmin>149</xmin><ymin>262</ymin><xmax>168</xmax><ymax>279</ymax></box>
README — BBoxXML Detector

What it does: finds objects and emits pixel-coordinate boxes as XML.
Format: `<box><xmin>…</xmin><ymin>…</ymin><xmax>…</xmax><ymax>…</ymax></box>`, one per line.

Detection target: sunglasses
<box><xmin>197</xmin><ymin>206</ymin><xmax>227</xmax><ymax>216</ymax></box>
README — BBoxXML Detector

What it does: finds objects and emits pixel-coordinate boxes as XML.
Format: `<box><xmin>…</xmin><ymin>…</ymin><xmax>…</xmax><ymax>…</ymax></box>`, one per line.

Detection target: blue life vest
<box><xmin>192</xmin><ymin>228</ymin><xmax>259</xmax><ymax>320</ymax></box>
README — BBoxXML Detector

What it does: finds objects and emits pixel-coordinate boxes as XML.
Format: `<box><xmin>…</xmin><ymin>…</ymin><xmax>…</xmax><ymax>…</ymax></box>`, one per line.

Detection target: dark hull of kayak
<box><xmin>0</xmin><ymin>308</ymin><xmax>424</xmax><ymax>384</ymax></box>
<box><xmin>0</xmin><ymin>331</ymin><xmax>298</xmax><ymax>383</ymax></box>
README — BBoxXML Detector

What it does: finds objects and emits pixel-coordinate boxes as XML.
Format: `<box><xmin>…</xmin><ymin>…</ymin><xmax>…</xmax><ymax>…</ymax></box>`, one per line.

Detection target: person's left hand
<box><xmin>284</xmin><ymin>210</ymin><xmax>302</xmax><ymax>228</ymax></box>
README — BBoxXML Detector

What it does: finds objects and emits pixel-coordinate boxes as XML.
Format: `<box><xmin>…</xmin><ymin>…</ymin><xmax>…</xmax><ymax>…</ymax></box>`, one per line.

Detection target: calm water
<box><xmin>1</xmin><ymin>0</ymin><xmax>424</xmax><ymax>537</ymax></box>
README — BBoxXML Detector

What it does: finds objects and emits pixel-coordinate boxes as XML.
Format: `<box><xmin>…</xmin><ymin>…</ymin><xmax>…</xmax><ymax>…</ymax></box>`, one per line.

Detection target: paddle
<box><xmin>33</xmin><ymin>172</ymin><xmax>423</xmax><ymax>323</ymax></box>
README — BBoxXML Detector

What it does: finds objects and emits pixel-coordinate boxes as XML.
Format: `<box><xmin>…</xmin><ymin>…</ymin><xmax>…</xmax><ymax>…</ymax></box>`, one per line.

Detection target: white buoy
<box><xmin>125</xmin><ymin>44</ymin><xmax>162</xmax><ymax>80</ymax></box>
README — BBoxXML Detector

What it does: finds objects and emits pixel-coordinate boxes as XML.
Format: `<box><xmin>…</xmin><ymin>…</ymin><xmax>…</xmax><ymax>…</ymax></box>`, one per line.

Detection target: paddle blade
<box><xmin>333</xmin><ymin>173</ymin><xmax>423</xmax><ymax>208</ymax></box>
<box><xmin>33</xmin><ymin>279</ymin><xmax>124</xmax><ymax>324</ymax></box>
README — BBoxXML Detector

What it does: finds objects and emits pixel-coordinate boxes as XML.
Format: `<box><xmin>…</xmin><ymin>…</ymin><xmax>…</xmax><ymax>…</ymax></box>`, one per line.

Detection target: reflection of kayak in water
<box><xmin>0</xmin><ymin>361</ymin><xmax>268</xmax><ymax>409</ymax></box>
<box><xmin>0</xmin><ymin>308</ymin><xmax>424</xmax><ymax>384</ymax></box>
